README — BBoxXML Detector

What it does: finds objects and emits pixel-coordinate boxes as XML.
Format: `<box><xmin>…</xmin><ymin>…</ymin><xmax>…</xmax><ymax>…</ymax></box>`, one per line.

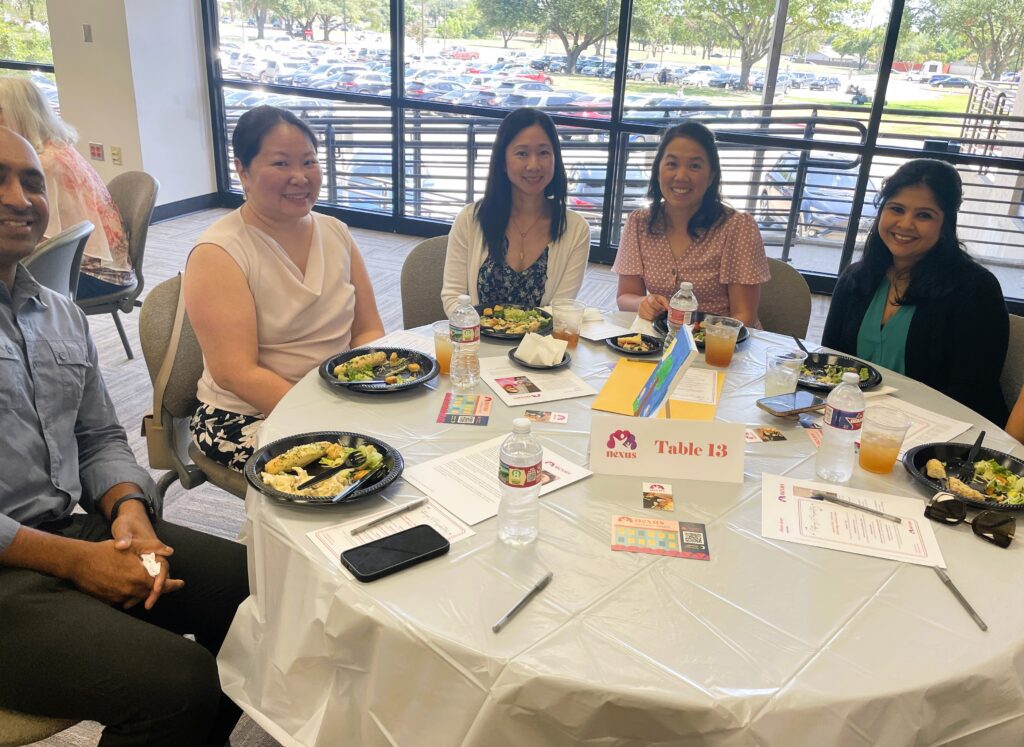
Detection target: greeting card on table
<box><xmin>611</xmin><ymin>515</ymin><xmax>710</xmax><ymax>560</ymax></box>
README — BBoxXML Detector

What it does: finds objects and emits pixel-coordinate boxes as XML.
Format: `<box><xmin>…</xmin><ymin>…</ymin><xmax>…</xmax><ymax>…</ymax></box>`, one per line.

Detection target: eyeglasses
<box><xmin>924</xmin><ymin>492</ymin><xmax>1016</xmax><ymax>548</ymax></box>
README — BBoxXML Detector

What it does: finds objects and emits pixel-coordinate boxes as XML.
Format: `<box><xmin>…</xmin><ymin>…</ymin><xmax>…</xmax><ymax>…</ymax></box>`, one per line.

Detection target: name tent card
<box><xmin>589</xmin><ymin>412</ymin><xmax>744</xmax><ymax>483</ymax></box>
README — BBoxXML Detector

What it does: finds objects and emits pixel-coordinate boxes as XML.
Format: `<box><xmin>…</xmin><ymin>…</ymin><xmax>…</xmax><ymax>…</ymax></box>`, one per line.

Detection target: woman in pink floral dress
<box><xmin>0</xmin><ymin>77</ymin><xmax>133</xmax><ymax>299</ymax></box>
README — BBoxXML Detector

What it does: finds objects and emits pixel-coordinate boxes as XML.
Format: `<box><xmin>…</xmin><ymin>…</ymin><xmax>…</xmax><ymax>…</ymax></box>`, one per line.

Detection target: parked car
<box><xmin>500</xmin><ymin>93</ymin><xmax>578</xmax><ymax>109</ymax></box>
<box><xmin>808</xmin><ymin>75</ymin><xmax>841</xmax><ymax>91</ymax></box>
<box><xmin>788</xmin><ymin>72</ymin><xmax>817</xmax><ymax>88</ymax></box>
<box><xmin>927</xmin><ymin>74</ymin><xmax>953</xmax><ymax>86</ymax></box>
<box><xmin>683</xmin><ymin>69</ymin><xmax>720</xmax><ymax>86</ymax></box>
<box><xmin>906</xmin><ymin>69</ymin><xmax>930</xmax><ymax>82</ymax></box>
<box><xmin>441</xmin><ymin>45</ymin><xmax>479</xmax><ymax>60</ymax></box>
<box><xmin>292</xmin><ymin>63</ymin><xmax>347</xmax><ymax>87</ymax></box>
<box><xmin>1000</xmin><ymin>71</ymin><xmax>1022</xmax><ymax>83</ymax></box>
<box><xmin>565</xmin><ymin>93</ymin><xmax>613</xmax><ymax>119</ymax></box>
<box><xmin>339</xmin><ymin>149</ymin><xmax>437</xmax><ymax>212</ymax></box>
<box><xmin>496</xmin><ymin>66</ymin><xmax>554</xmax><ymax>85</ymax></box>
<box><xmin>759</xmin><ymin>151</ymin><xmax>879</xmax><ymax>238</ymax></box>
<box><xmin>707</xmin><ymin>72</ymin><xmax>741</xmax><ymax>89</ymax></box>
<box><xmin>496</xmin><ymin>80</ymin><xmax>554</xmax><ymax>94</ymax></box>
<box><xmin>531</xmin><ymin>54</ymin><xmax>566</xmax><ymax>71</ymax></box>
<box><xmin>932</xmin><ymin>75</ymin><xmax>973</xmax><ymax>89</ymax></box>
<box><xmin>459</xmin><ymin>89</ymin><xmax>502</xmax><ymax>107</ymax></box>
<box><xmin>566</xmin><ymin>163</ymin><xmax>649</xmax><ymax>216</ymax></box>
<box><xmin>349</xmin><ymin>72</ymin><xmax>391</xmax><ymax>94</ymax></box>
<box><xmin>628</xmin><ymin>62</ymin><xmax>662</xmax><ymax>81</ymax></box>
<box><xmin>751</xmin><ymin>73</ymin><xmax>791</xmax><ymax>93</ymax></box>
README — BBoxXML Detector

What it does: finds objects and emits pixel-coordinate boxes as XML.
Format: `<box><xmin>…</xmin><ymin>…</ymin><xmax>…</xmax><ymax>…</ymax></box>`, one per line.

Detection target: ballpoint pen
<box><xmin>350</xmin><ymin>497</ymin><xmax>429</xmax><ymax>535</ymax></box>
<box><xmin>810</xmin><ymin>492</ymin><xmax>902</xmax><ymax>524</ymax></box>
<box><xmin>934</xmin><ymin>566</ymin><xmax>988</xmax><ymax>632</ymax></box>
<box><xmin>492</xmin><ymin>571</ymin><xmax>554</xmax><ymax>634</ymax></box>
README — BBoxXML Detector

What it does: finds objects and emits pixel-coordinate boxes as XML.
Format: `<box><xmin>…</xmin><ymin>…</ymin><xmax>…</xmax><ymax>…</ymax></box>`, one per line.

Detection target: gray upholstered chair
<box><xmin>400</xmin><ymin>235</ymin><xmax>448</xmax><ymax>328</ymax></box>
<box><xmin>77</xmin><ymin>171</ymin><xmax>159</xmax><ymax>360</ymax></box>
<box><xmin>138</xmin><ymin>275</ymin><xmax>247</xmax><ymax>499</ymax></box>
<box><xmin>1000</xmin><ymin>314</ymin><xmax>1024</xmax><ymax>413</ymax></box>
<box><xmin>0</xmin><ymin>707</ymin><xmax>76</xmax><ymax>747</ymax></box>
<box><xmin>759</xmin><ymin>257</ymin><xmax>812</xmax><ymax>339</ymax></box>
<box><xmin>22</xmin><ymin>220</ymin><xmax>92</xmax><ymax>299</ymax></box>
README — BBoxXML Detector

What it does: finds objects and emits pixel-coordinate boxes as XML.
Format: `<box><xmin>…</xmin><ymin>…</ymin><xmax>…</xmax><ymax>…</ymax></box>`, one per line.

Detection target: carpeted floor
<box><xmin>30</xmin><ymin>208</ymin><xmax>830</xmax><ymax>746</ymax></box>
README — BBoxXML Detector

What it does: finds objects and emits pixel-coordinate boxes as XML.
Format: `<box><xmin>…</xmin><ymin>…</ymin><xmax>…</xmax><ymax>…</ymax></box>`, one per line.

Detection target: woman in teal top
<box><xmin>822</xmin><ymin>159</ymin><xmax>1009</xmax><ymax>424</ymax></box>
<box><xmin>855</xmin><ymin>280</ymin><xmax>915</xmax><ymax>374</ymax></box>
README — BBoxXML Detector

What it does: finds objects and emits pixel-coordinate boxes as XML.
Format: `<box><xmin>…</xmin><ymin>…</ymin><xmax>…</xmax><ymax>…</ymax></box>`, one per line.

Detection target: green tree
<box><xmin>923</xmin><ymin>0</ymin><xmax>1024</xmax><ymax>78</ymax></box>
<box><xmin>477</xmin><ymin>0</ymin><xmax>534</xmax><ymax>47</ymax></box>
<box><xmin>536</xmin><ymin>0</ymin><xmax>619</xmax><ymax>73</ymax></box>
<box><xmin>683</xmin><ymin>0</ymin><xmax>857</xmax><ymax>87</ymax></box>
<box><xmin>436</xmin><ymin>2</ymin><xmax>486</xmax><ymax>42</ymax></box>
<box><xmin>832</xmin><ymin>26</ymin><xmax>883</xmax><ymax>71</ymax></box>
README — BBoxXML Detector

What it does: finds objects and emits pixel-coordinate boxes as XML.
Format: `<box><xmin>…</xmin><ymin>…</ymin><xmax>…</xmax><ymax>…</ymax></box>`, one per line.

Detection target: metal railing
<box><xmin>222</xmin><ymin>89</ymin><xmax>1024</xmax><ymax>300</ymax></box>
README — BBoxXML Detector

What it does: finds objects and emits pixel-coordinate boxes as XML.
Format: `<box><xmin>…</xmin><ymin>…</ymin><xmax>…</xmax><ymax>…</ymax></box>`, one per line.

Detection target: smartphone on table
<box><xmin>340</xmin><ymin>524</ymin><xmax>450</xmax><ymax>582</ymax></box>
<box><xmin>756</xmin><ymin>391</ymin><xmax>827</xmax><ymax>417</ymax></box>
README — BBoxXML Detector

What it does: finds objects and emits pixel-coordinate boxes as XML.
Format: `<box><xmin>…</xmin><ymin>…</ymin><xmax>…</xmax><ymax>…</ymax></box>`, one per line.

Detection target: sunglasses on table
<box><xmin>924</xmin><ymin>492</ymin><xmax>1016</xmax><ymax>548</ymax></box>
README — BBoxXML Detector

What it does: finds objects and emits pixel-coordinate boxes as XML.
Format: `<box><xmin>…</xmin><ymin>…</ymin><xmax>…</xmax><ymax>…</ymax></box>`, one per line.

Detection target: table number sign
<box><xmin>589</xmin><ymin>412</ymin><xmax>744</xmax><ymax>483</ymax></box>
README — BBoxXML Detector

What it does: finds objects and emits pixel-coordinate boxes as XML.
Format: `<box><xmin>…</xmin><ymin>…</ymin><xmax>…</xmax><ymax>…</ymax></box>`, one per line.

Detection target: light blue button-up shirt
<box><xmin>0</xmin><ymin>264</ymin><xmax>155</xmax><ymax>553</ymax></box>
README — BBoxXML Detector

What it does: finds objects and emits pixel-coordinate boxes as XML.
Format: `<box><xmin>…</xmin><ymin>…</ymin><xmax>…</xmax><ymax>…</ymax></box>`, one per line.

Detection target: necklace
<box><xmin>509</xmin><ymin>214</ymin><xmax>544</xmax><ymax>262</ymax></box>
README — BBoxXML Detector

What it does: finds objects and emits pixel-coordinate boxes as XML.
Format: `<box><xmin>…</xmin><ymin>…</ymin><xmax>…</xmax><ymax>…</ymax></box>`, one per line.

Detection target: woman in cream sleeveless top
<box><xmin>185</xmin><ymin>106</ymin><xmax>384</xmax><ymax>471</ymax></box>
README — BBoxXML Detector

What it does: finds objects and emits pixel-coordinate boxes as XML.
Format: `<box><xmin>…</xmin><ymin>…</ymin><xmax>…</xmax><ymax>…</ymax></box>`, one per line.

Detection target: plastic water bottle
<box><xmin>498</xmin><ymin>418</ymin><xmax>543</xmax><ymax>546</ymax></box>
<box><xmin>815</xmin><ymin>371</ymin><xmax>865</xmax><ymax>483</ymax></box>
<box><xmin>449</xmin><ymin>294</ymin><xmax>480</xmax><ymax>391</ymax></box>
<box><xmin>664</xmin><ymin>281</ymin><xmax>698</xmax><ymax>348</ymax></box>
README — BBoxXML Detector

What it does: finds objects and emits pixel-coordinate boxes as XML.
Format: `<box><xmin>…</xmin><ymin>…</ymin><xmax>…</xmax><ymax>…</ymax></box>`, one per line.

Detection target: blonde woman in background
<box><xmin>0</xmin><ymin>76</ymin><xmax>133</xmax><ymax>299</ymax></box>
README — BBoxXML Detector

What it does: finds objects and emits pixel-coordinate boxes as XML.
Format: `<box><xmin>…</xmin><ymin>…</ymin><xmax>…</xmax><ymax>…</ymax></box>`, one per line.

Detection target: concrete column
<box><xmin>45</xmin><ymin>0</ymin><xmax>216</xmax><ymax>205</ymax></box>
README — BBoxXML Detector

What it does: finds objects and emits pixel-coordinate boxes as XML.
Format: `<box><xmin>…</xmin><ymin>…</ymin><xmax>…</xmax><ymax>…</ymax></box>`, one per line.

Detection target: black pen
<box><xmin>810</xmin><ymin>492</ymin><xmax>902</xmax><ymax>523</ymax></box>
<box><xmin>492</xmin><ymin>572</ymin><xmax>553</xmax><ymax>633</ymax></box>
<box><xmin>934</xmin><ymin>566</ymin><xmax>987</xmax><ymax>632</ymax></box>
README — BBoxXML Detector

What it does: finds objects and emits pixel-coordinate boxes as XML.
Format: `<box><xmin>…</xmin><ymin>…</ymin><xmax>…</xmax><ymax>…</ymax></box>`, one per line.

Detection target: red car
<box><xmin>442</xmin><ymin>46</ymin><xmax>479</xmax><ymax>61</ymax></box>
<box><xmin>496</xmin><ymin>66</ymin><xmax>553</xmax><ymax>85</ymax></box>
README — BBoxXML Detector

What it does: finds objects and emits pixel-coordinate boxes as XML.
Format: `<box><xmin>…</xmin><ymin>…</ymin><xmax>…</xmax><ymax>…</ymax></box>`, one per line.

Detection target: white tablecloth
<box><xmin>218</xmin><ymin>325</ymin><xmax>1024</xmax><ymax>747</ymax></box>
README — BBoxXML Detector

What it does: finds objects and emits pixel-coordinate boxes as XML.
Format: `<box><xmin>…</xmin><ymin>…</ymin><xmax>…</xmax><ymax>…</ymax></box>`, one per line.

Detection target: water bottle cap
<box><xmin>457</xmin><ymin>294</ymin><xmax>471</xmax><ymax>305</ymax></box>
<box><xmin>679</xmin><ymin>281</ymin><xmax>693</xmax><ymax>292</ymax></box>
<box><xmin>841</xmin><ymin>372</ymin><xmax>860</xmax><ymax>385</ymax></box>
<box><xmin>512</xmin><ymin>417</ymin><xmax>531</xmax><ymax>434</ymax></box>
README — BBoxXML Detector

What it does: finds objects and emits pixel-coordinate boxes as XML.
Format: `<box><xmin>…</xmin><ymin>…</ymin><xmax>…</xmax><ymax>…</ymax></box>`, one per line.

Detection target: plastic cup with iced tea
<box><xmin>703</xmin><ymin>316</ymin><xmax>743</xmax><ymax>367</ymax></box>
<box><xmin>432</xmin><ymin>320</ymin><xmax>452</xmax><ymax>375</ymax></box>
<box><xmin>858</xmin><ymin>406</ymin><xmax>912</xmax><ymax>474</ymax></box>
<box><xmin>551</xmin><ymin>299</ymin><xmax>585</xmax><ymax>350</ymax></box>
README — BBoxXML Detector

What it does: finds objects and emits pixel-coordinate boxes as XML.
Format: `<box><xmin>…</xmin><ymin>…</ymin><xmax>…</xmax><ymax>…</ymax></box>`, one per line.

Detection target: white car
<box><xmin>683</xmin><ymin>70</ymin><xmax>719</xmax><ymax>87</ymax></box>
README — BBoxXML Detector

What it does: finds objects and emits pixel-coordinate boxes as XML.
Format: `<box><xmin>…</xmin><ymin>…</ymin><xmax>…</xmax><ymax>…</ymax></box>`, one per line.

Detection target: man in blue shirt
<box><xmin>0</xmin><ymin>127</ymin><xmax>248</xmax><ymax>746</ymax></box>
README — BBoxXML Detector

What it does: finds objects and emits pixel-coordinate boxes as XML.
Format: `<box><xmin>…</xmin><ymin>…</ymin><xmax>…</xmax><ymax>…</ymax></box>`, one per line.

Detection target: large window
<box><xmin>206</xmin><ymin>0</ymin><xmax>1024</xmax><ymax>304</ymax></box>
<box><xmin>0</xmin><ymin>4</ymin><xmax>56</xmax><ymax>106</ymax></box>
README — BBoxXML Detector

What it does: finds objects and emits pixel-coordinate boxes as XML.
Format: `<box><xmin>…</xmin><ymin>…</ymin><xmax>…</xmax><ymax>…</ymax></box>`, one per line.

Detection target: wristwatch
<box><xmin>109</xmin><ymin>492</ymin><xmax>157</xmax><ymax>522</ymax></box>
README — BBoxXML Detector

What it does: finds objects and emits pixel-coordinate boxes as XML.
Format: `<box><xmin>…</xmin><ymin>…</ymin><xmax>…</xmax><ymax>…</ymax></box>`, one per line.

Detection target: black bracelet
<box><xmin>109</xmin><ymin>492</ymin><xmax>156</xmax><ymax>522</ymax></box>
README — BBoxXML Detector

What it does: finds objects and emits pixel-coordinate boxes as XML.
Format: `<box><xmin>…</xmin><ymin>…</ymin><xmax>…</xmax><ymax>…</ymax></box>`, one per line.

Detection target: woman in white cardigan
<box><xmin>441</xmin><ymin>108</ymin><xmax>591</xmax><ymax>317</ymax></box>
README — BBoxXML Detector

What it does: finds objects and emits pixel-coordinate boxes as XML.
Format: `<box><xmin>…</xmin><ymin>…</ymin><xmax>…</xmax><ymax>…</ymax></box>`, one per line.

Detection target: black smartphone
<box><xmin>756</xmin><ymin>391</ymin><xmax>827</xmax><ymax>417</ymax></box>
<box><xmin>340</xmin><ymin>524</ymin><xmax>450</xmax><ymax>582</ymax></box>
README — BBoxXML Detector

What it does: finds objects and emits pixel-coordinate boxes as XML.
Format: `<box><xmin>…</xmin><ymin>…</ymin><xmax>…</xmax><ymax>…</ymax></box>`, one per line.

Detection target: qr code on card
<box><xmin>682</xmin><ymin>531</ymin><xmax>705</xmax><ymax>544</ymax></box>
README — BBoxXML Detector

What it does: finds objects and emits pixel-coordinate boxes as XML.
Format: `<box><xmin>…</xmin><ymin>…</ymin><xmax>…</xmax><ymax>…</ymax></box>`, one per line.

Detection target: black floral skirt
<box><xmin>189</xmin><ymin>403</ymin><xmax>264</xmax><ymax>472</ymax></box>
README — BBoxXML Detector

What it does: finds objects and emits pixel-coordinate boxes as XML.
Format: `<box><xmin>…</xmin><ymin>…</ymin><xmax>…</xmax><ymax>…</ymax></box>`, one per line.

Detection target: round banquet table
<box><xmin>217</xmin><ymin>321</ymin><xmax>1024</xmax><ymax>747</ymax></box>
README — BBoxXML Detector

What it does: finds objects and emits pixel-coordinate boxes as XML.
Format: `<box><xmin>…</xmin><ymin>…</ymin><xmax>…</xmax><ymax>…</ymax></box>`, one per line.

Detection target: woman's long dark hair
<box><xmin>850</xmin><ymin>158</ymin><xmax>972</xmax><ymax>304</ymax></box>
<box><xmin>646</xmin><ymin>121</ymin><xmax>729</xmax><ymax>238</ymax></box>
<box><xmin>475</xmin><ymin>108</ymin><xmax>568</xmax><ymax>265</ymax></box>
